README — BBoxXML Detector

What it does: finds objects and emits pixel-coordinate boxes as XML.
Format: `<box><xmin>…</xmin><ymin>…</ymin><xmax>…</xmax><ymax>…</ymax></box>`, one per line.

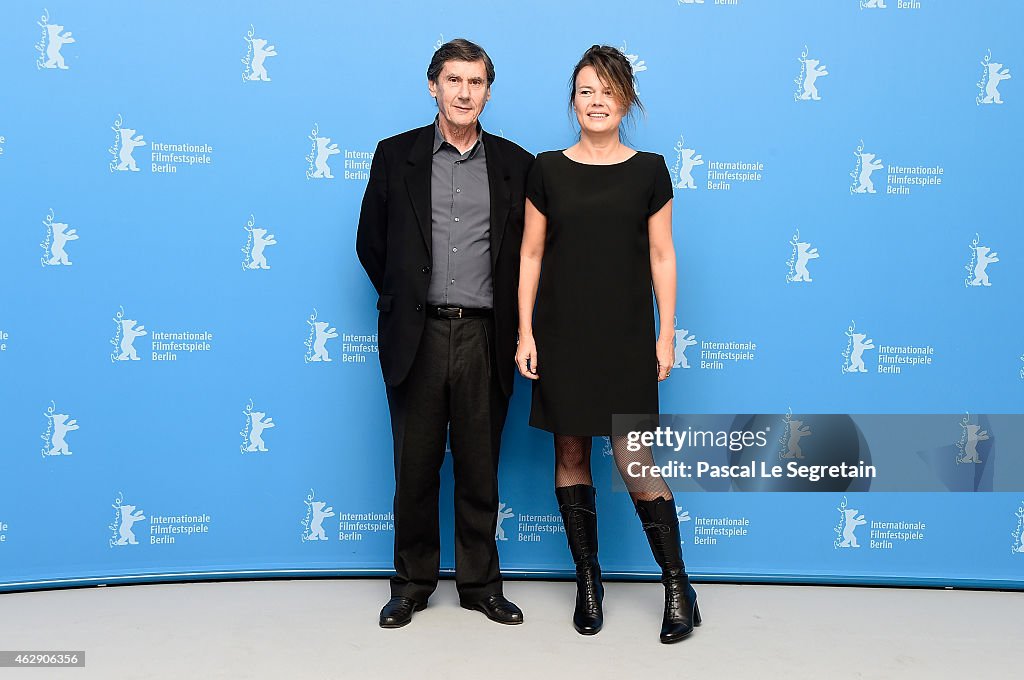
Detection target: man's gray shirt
<box><xmin>427</xmin><ymin>120</ymin><xmax>493</xmax><ymax>308</ymax></box>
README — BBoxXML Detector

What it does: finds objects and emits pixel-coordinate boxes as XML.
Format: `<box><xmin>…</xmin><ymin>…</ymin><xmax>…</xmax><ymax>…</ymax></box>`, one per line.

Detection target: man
<box><xmin>356</xmin><ymin>39</ymin><xmax>533</xmax><ymax>629</ymax></box>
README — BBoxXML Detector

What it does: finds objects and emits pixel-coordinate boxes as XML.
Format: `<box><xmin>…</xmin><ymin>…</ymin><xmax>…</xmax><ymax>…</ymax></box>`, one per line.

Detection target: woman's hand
<box><xmin>656</xmin><ymin>335</ymin><xmax>674</xmax><ymax>382</ymax></box>
<box><xmin>516</xmin><ymin>332</ymin><xmax>539</xmax><ymax>380</ymax></box>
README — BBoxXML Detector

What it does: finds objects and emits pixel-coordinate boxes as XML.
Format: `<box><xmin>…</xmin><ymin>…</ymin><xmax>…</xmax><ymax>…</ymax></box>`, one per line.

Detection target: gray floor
<box><xmin>0</xmin><ymin>578</ymin><xmax>1020</xmax><ymax>679</ymax></box>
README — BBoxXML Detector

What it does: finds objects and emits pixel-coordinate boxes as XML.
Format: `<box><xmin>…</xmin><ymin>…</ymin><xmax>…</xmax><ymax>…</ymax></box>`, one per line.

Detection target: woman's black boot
<box><xmin>634</xmin><ymin>497</ymin><xmax>701</xmax><ymax>643</ymax></box>
<box><xmin>555</xmin><ymin>484</ymin><xmax>604</xmax><ymax>635</ymax></box>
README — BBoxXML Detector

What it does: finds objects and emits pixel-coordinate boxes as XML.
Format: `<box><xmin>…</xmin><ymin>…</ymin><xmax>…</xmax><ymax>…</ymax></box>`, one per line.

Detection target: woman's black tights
<box><xmin>554</xmin><ymin>434</ymin><xmax>672</xmax><ymax>501</ymax></box>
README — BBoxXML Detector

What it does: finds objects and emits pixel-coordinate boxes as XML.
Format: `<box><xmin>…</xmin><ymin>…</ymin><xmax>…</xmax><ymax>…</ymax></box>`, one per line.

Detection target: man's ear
<box><xmin>427</xmin><ymin>78</ymin><xmax>438</xmax><ymax>98</ymax></box>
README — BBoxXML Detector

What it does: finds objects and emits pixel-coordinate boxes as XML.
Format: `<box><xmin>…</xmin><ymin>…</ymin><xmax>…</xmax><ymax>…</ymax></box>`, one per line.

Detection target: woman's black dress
<box><xmin>525</xmin><ymin>150</ymin><xmax>674</xmax><ymax>436</ymax></box>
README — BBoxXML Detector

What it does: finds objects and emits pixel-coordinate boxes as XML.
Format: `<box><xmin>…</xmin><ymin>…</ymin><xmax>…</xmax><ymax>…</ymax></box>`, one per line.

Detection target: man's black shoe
<box><xmin>460</xmin><ymin>594</ymin><xmax>524</xmax><ymax>625</ymax></box>
<box><xmin>379</xmin><ymin>596</ymin><xmax>426</xmax><ymax>628</ymax></box>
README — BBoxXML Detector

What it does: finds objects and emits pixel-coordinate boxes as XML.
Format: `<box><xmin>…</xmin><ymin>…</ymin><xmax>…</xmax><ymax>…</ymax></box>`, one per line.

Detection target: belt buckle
<box><xmin>453</xmin><ymin>307</ymin><xmax>463</xmax><ymax>319</ymax></box>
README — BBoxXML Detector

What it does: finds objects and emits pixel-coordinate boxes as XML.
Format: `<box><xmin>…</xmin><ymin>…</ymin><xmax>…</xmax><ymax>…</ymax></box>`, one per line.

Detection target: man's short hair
<box><xmin>427</xmin><ymin>38</ymin><xmax>495</xmax><ymax>86</ymax></box>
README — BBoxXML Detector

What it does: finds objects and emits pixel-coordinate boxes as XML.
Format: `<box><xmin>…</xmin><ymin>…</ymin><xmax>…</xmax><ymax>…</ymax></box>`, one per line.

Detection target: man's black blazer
<box><xmin>356</xmin><ymin>123</ymin><xmax>533</xmax><ymax>397</ymax></box>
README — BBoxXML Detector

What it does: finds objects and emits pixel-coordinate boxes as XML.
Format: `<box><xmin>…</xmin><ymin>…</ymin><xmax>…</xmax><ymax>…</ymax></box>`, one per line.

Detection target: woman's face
<box><xmin>573</xmin><ymin>65</ymin><xmax>626</xmax><ymax>135</ymax></box>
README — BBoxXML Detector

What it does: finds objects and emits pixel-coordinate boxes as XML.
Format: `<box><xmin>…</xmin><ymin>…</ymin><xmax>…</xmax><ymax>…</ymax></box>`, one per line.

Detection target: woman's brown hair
<box><xmin>568</xmin><ymin>45</ymin><xmax>645</xmax><ymax>120</ymax></box>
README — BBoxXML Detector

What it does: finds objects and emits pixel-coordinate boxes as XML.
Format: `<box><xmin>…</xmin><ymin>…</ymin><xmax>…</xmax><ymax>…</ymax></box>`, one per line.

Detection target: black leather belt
<box><xmin>431</xmin><ymin>306</ymin><xmax>493</xmax><ymax>319</ymax></box>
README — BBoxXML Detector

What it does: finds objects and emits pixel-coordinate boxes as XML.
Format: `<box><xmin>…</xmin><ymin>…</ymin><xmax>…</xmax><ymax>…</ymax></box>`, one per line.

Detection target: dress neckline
<box><xmin>559</xmin><ymin>149</ymin><xmax>641</xmax><ymax>167</ymax></box>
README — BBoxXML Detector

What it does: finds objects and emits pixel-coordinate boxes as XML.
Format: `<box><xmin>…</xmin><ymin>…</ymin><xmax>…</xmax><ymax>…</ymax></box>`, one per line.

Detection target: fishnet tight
<box><xmin>554</xmin><ymin>434</ymin><xmax>672</xmax><ymax>501</ymax></box>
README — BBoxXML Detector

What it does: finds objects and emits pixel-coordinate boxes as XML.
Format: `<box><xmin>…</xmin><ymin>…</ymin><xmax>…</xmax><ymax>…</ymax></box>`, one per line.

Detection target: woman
<box><xmin>516</xmin><ymin>45</ymin><xmax>700</xmax><ymax>643</ymax></box>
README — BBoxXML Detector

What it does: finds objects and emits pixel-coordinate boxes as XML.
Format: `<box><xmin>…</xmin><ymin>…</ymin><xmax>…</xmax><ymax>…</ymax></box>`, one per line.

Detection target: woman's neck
<box><xmin>570</xmin><ymin>131</ymin><xmax>629</xmax><ymax>164</ymax></box>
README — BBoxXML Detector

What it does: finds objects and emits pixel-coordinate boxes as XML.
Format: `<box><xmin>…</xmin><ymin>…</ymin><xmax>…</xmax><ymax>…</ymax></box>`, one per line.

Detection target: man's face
<box><xmin>428</xmin><ymin>59</ymin><xmax>491</xmax><ymax>130</ymax></box>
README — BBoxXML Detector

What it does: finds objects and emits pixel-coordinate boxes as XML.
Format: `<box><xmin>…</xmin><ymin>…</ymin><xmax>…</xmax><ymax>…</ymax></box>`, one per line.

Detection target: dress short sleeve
<box><xmin>648</xmin><ymin>154</ymin><xmax>674</xmax><ymax>216</ymax></box>
<box><xmin>525</xmin><ymin>154</ymin><xmax>547</xmax><ymax>215</ymax></box>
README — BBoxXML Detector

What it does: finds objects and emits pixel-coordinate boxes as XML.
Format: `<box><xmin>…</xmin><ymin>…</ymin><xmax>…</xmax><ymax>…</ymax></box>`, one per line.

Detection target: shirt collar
<box><xmin>432</xmin><ymin>116</ymin><xmax>485</xmax><ymax>158</ymax></box>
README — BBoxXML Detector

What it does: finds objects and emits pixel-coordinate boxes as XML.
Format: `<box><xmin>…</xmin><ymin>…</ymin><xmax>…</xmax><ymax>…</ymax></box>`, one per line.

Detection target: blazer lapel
<box><xmin>404</xmin><ymin>124</ymin><xmax>434</xmax><ymax>258</ymax></box>
<box><xmin>484</xmin><ymin>133</ymin><xmax>511</xmax><ymax>267</ymax></box>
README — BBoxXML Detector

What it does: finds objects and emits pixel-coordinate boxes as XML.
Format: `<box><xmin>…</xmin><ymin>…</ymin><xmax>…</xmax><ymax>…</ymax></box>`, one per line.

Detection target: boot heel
<box><xmin>635</xmin><ymin>497</ymin><xmax>700</xmax><ymax>643</ymax></box>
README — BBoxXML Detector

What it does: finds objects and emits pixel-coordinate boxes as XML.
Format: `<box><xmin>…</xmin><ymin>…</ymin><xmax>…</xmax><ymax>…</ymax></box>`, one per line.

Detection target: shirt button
<box><xmin>415</xmin><ymin>304</ymin><xmax>423</xmax><ymax>312</ymax></box>
<box><xmin>454</xmin><ymin>217</ymin><xmax>460</xmax><ymax>222</ymax></box>
<box><xmin>451</xmin><ymin>279</ymin><xmax>455</xmax><ymax>284</ymax></box>
<box><xmin>452</xmin><ymin>247</ymin><xmax>458</xmax><ymax>253</ymax></box>
<box><xmin>456</xmin><ymin>188</ymin><xmax>461</xmax><ymax>193</ymax></box>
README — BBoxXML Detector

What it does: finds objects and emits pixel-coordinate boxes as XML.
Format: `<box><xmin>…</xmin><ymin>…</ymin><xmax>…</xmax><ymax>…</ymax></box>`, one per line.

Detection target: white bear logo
<box><xmin>46</xmin><ymin>222</ymin><xmax>79</xmax><ymax>266</ymax></box>
<box><xmin>860</xmin><ymin>0</ymin><xmax>887</xmax><ymax>8</ymax></box>
<box><xmin>675</xmin><ymin>506</ymin><xmax>691</xmax><ymax>543</ymax></box>
<box><xmin>797</xmin><ymin>56</ymin><xmax>828</xmax><ymax>101</ymax></box>
<box><xmin>116</xmin><ymin>128</ymin><xmax>146</xmax><ymax>172</ymax></box>
<box><xmin>959</xmin><ymin>424</ymin><xmax>989</xmax><ymax>464</ymax></box>
<box><xmin>247</xmin><ymin>228</ymin><xmax>277</xmax><ymax>269</ymax></box>
<box><xmin>851</xmin><ymin>147</ymin><xmax>884</xmax><ymax>194</ymax></box>
<box><xmin>619</xmin><ymin>42</ymin><xmax>647</xmax><ymax>93</ymax></box>
<box><xmin>246</xmin><ymin>411</ymin><xmax>275</xmax><ymax>452</ymax></box>
<box><xmin>969</xmin><ymin>246</ymin><xmax>999</xmax><ymax>287</ymax></box>
<box><xmin>977</xmin><ymin>53</ymin><xmax>1011</xmax><ymax>106</ymax></box>
<box><xmin>837</xmin><ymin>507</ymin><xmax>867</xmax><ymax>547</ymax></box>
<box><xmin>48</xmin><ymin>412</ymin><xmax>79</xmax><ymax>456</ymax></box>
<box><xmin>1014</xmin><ymin>505</ymin><xmax>1024</xmax><ymax>553</ymax></box>
<box><xmin>781</xmin><ymin>419</ymin><xmax>811</xmax><ymax>459</ymax></box>
<box><xmin>791</xmin><ymin>242</ymin><xmax>820</xmax><ymax>282</ymax></box>
<box><xmin>311</xmin><ymin>136</ymin><xmax>340</xmax><ymax>179</ymax></box>
<box><xmin>845</xmin><ymin>332</ymin><xmax>875</xmax><ymax>373</ymax></box>
<box><xmin>311</xmin><ymin>322</ymin><xmax>338</xmax><ymax>361</ymax></box>
<box><xmin>678</xmin><ymin>0</ymin><xmax>705</xmax><ymax>4</ymax></box>
<box><xmin>117</xmin><ymin>319</ymin><xmax>148</xmax><ymax>361</ymax></box>
<box><xmin>42</xmin><ymin>23</ymin><xmax>75</xmax><ymax>70</ymax></box>
<box><xmin>672</xmin><ymin>136</ymin><xmax>703</xmax><ymax>190</ymax></box>
<box><xmin>495</xmin><ymin>502</ymin><xmax>515</xmax><ymax>541</ymax></box>
<box><xmin>114</xmin><ymin>504</ymin><xmax>146</xmax><ymax>545</ymax></box>
<box><xmin>248</xmin><ymin>37</ymin><xmax>277</xmax><ymax>81</ymax></box>
<box><xmin>673</xmin><ymin>326</ymin><xmax>697</xmax><ymax>369</ymax></box>
<box><xmin>307</xmin><ymin>501</ymin><xmax>335</xmax><ymax>541</ymax></box>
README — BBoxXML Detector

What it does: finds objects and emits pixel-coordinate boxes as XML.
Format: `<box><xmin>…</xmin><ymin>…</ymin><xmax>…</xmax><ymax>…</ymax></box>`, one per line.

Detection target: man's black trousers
<box><xmin>385</xmin><ymin>315</ymin><xmax>509</xmax><ymax>605</ymax></box>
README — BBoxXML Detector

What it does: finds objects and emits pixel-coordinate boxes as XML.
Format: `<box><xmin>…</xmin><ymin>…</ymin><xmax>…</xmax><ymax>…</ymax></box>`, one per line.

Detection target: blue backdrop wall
<box><xmin>1</xmin><ymin>0</ymin><xmax>1022</xmax><ymax>592</ymax></box>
